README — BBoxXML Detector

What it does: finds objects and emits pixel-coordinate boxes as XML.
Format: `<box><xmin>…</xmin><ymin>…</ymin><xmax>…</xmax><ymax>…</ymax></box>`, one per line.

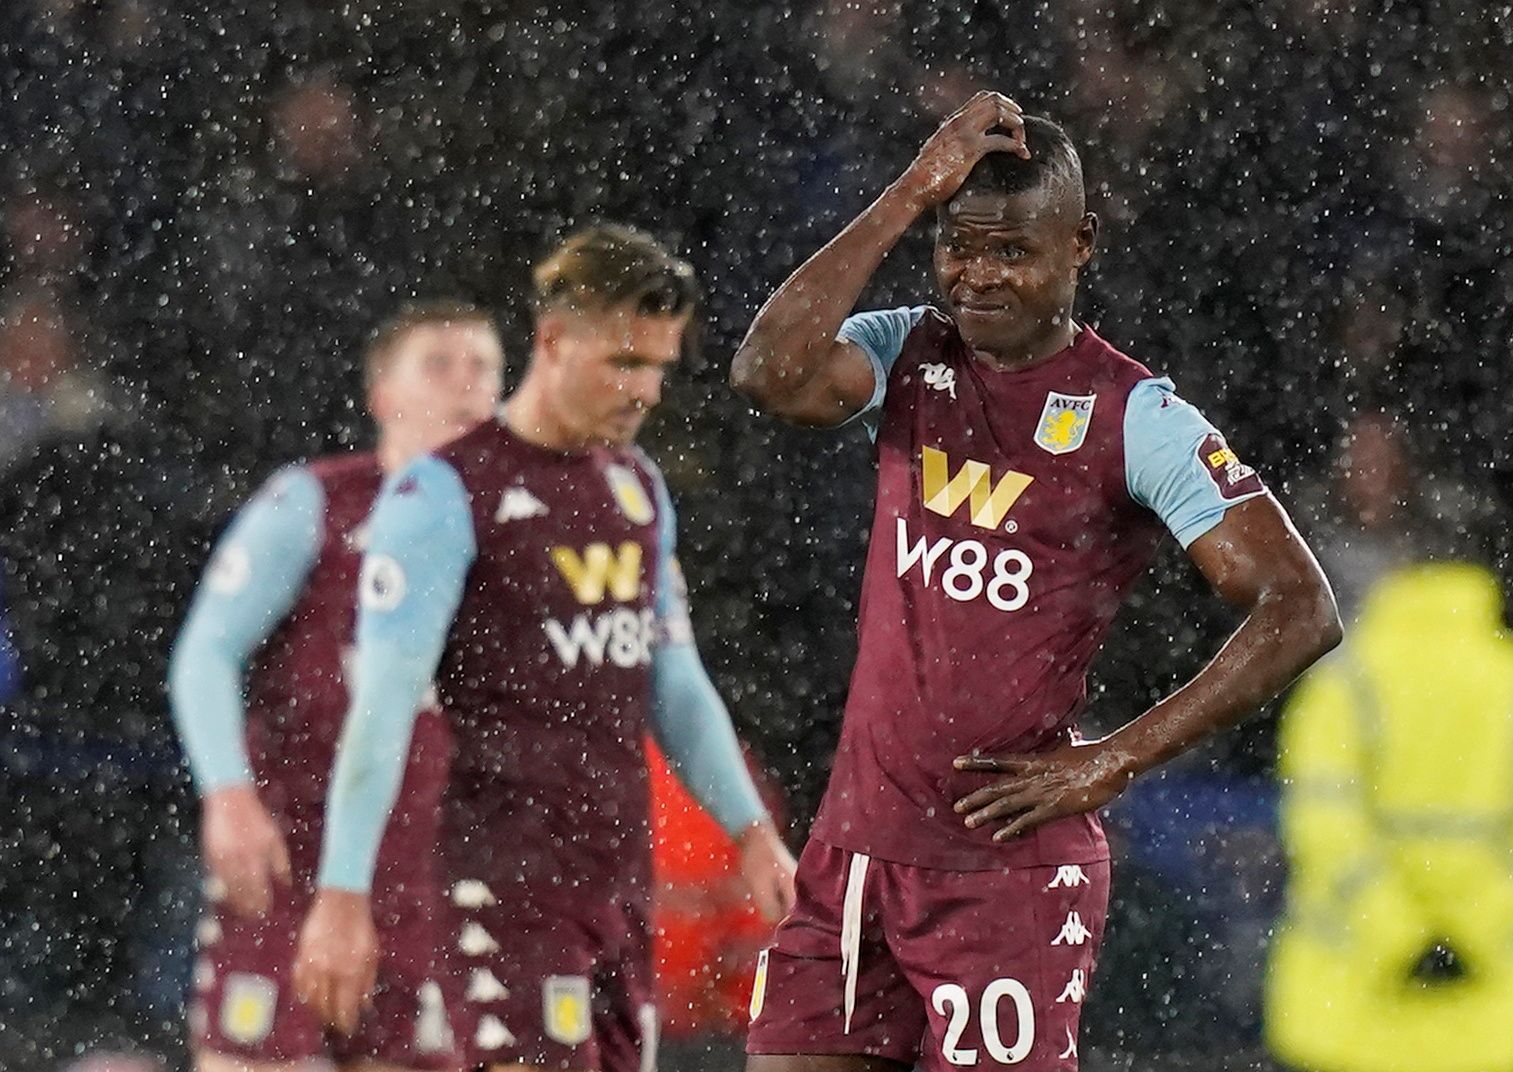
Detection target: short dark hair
<box><xmin>948</xmin><ymin>115</ymin><xmax>1085</xmax><ymax>211</ymax></box>
<box><xmin>532</xmin><ymin>223</ymin><xmax>701</xmax><ymax>320</ymax></box>
<box><xmin>364</xmin><ymin>298</ymin><xmax>497</xmax><ymax>389</ymax></box>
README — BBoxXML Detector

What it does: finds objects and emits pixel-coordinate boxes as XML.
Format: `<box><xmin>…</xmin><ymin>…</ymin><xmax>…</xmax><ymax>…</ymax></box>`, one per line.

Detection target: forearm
<box><xmin>730</xmin><ymin>182</ymin><xmax>920</xmax><ymax>403</ymax></box>
<box><xmin>316</xmin><ymin>638</ymin><xmax>432</xmax><ymax>892</ymax></box>
<box><xmin>651</xmin><ymin>643</ymin><xmax>768</xmax><ymax>836</ymax></box>
<box><xmin>168</xmin><ymin>629</ymin><xmax>255</xmax><ymax>793</ymax></box>
<box><xmin>1110</xmin><ymin>584</ymin><xmax>1341</xmax><ymax>778</ymax></box>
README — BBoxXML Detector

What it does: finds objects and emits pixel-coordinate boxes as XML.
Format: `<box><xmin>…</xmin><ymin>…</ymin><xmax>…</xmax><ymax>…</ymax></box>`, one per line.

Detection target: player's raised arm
<box><xmin>293</xmin><ymin>455</ymin><xmax>476</xmax><ymax>1035</ymax></box>
<box><xmin>730</xmin><ymin>91</ymin><xmax>1028</xmax><ymax>427</ymax></box>
<box><xmin>644</xmin><ymin>469</ymin><xmax>798</xmax><ymax>921</ymax></box>
<box><xmin>169</xmin><ymin>466</ymin><xmax>323</xmax><ymax>918</ymax></box>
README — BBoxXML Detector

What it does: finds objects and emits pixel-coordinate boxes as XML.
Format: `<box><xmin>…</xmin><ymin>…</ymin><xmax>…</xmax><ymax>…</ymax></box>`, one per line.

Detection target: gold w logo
<box><xmin>550</xmin><ymin>542</ymin><xmax>643</xmax><ymax>605</ymax></box>
<box><xmin>921</xmin><ymin>446</ymin><xmax>1034</xmax><ymax>529</ymax></box>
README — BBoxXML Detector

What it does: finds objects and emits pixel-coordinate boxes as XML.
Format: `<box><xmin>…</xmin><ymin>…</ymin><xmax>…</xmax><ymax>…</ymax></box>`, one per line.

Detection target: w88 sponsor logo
<box><xmin>895</xmin><ymin>517</ymin><xmax>1032</xmax><ymax>613</ymax></box>
<box><xmin>545</xmin><ymin>607</ymin><xmax>656</xmax><ymax>669</ymax></box>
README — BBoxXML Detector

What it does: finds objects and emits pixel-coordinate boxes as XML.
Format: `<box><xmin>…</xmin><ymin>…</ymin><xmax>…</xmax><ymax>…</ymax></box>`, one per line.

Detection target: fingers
<box><xmin>332</xmin><ymin>963</ymin><xmax>373</xmax><ymax>1036</ymax></box>
<box><xmin>954</xmin><ymin>753</ymin><xmax>1034</xmax><ymax>774</ymax></box>
<box><xmin>219</xmin><ymin>856</ymin><xmax>272</xmax><ymax>919</ymax></box>
<box><xmin>996</xmin><ymin>802</ymin><xmax>1060</xmax><ymax>842</ymax></box>
<box><xmin>962</xmin><ymin>790</ymin><xmax>1042</xmax><ymax>831</ymax></box>
<box><xmin>953</xmin><ymin>779</ymin><xmax>1022</xmax><ymax>815</ymax></box>
<box><xmin>270</xmin><ymin>834</ymin><xmax>293</xmax><ymax>887</ymax></box>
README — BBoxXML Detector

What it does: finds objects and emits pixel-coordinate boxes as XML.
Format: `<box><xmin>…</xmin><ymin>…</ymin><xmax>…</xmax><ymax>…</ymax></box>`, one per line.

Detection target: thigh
<box><xmin>444</xmin><ymin>898</ymin><xmax>603</xmax><ymax>1072</ymax></box>
<box><xmin>590</xmin><ymin>898</ymin><xmax>656</xmax><ymax>1072</ymax></box>
<box><xmin>890</xmin><ymin>860</ymin><xmax>1111</xmax><ymax>1072</ymax></box>
<box><xmin>745</xmin><ymin>841</ymin><xmax>925</xmax><ymax>1068</ymax></box>
<box><xmin>335</xmin><ymin>879</ymin><xmax>458</xmax><ymax>1069</ymax></box>
<box><xmin>193</xmin><ymin>885</ymin><xmax>325</xmax><ymax>1064</ymax></box>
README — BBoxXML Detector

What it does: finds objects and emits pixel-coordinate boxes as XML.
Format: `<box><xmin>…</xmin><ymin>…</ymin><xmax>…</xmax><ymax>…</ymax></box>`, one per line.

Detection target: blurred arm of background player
<box><xmin>297</xmin><ymin>454</ymin><xmax>797</xmax><ymax>1034</ymax></box>
<box><xmin>645</xmin><ymin>471</ymin><xmax>797</xmax><ymax>924</ymax></box>
<box><xmin>730</xmin><ymin>90</ymin><xmax>1027</xmax><ymax>425</ymax></box>
<box><xmin>167</xmin><ymin>469</ymin><xmax>319</xmax><ymax>918</ymax></box>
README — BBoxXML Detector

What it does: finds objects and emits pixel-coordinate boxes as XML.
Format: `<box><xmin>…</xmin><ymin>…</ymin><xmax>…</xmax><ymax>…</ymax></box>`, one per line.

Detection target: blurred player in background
<box><xmin>731</xmin><ymin>93</ymin><xmax>1341</xmax><ymax>1071</ymax></box>
<box><xmin>294</xmin><ymin>224</ymin><xmax>797</xmax><ymax>1072</ymax></box>
<box><xmin>169</xmin><ymin>301</ymin><xmax>505</xmax><ymax>1072</ymax></box>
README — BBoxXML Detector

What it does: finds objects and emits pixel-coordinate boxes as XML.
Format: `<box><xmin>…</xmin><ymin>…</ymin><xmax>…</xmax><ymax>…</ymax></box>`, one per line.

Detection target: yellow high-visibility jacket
<box><xmin>1267</xmin><ymin>563</ymin><xmax>1513</xmax><ymax>1072</ymax></box>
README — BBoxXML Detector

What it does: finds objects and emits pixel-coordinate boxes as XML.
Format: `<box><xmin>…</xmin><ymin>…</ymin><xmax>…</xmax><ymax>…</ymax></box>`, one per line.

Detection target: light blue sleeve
<box><xmin>836</xmin><ymin>306</ymin><xmax>928</xmax><ymax>432</ymax></box>
<box><xmin>316</xmin><ymin>456</ymin><xmax>476</xmax><ymax>892</ymax></box>
<box><xmin>645</xmin><ymin>466</ymin><xmax>769</xmax><ymax>836</ymax></box>
<box><xmin>1125</xmin><ymin>377</ymin><xmax>1268</xmax><ymax>548</ymax></box>
<box><xmin>168</xmin><ymin>466</ymin><xmax>323</xmax><ymax>793</ymax></box>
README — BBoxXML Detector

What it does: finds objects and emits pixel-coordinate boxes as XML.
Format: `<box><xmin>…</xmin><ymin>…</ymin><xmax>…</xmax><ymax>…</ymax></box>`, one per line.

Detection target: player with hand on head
<box><xmin>731</xmin><ymin>92</ymin><xmax>1341</xmax><ymax>1071</ymax></box>
<box><xmin>169</xmin><ymin>300</ymin><xmax>505</xmax><ymax>1072</ymax></box>
<box><xmin>295</xmin><ymin>224</ymin><xmax>797</xmax><ymax>1072</ymax></box>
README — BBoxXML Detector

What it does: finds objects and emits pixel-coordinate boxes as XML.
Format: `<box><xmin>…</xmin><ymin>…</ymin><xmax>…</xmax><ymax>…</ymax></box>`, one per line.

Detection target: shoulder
<box><xmin>1075</xmin><ymin>326</ymin><xmax>1158</xmax><ymax>394</ymax></box>
<box><xmin>304</xmin><ymin>450</ymin><xmax>381</xmax><ymax>488</ymax></box>
<box><xmin>250</xmin><ymin>463</ymin><xmax>324</xmax><ymax>513</ymax></box>
<box><xmin>432</xmin><ymin>418</ymin><xmax>513</xmax><ymax>489</ymax></box>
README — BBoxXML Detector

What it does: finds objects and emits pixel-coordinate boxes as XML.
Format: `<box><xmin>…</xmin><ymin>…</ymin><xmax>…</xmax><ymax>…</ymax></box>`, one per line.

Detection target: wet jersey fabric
<box><xmin>317</xmin><ymin>417</ymin><xmax>765</xmax><ymax>897</ymax></box>
<box><xmin>815</xmin><ymin>309</ymin><xmax>1266</xmax><ymax>870</ymax></box>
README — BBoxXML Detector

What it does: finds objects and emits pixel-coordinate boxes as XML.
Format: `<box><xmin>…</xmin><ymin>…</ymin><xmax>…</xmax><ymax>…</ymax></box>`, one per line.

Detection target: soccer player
<box><xmin>293</xmin><ymin>224</ymin><xmax>798</xmax><ymax>1072</ymax></box>
<box><xmin>169</xmin><ymin>300</ymin><xmax>505</xmax><ymax>1072</ymax></box>
<box><xmin>730</xmin><ymin>92</ymin><xmax>1342</xmax><ymax>1071</ymax></box>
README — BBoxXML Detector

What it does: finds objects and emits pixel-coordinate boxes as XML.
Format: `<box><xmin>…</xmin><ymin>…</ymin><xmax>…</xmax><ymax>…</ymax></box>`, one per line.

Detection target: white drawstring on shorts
<box><xmin>839</xmin><ymin>851</ymin><xmax>870</xmax><ymax>1034</ymax></box>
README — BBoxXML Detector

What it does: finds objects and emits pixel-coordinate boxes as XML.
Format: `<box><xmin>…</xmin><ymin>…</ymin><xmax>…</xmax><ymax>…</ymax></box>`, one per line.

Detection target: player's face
<box><xmin>934</xmin><ymin>185</ymin><xmax>1096</xmax><ymax>359</ymax></box>
<box><xmin>539</xmin><ymin>307</ymin><xmax>688</xmax><ymax>447</ymax></box>
<box><xmin>370</xmin><ymin>321</ymin><xmax>504</xmax><ymax>452</ymax></box>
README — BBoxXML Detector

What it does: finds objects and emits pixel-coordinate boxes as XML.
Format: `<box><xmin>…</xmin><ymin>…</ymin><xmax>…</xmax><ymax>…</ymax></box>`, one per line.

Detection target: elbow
<box><xmin>1278</xmin><ymin>575</ymin><xmax>1344</xmax><ymax>666</ymax></box>
<box><xmin>729</xmin><ymin>342</ymin><xmax>787</xmax><ymax>410</ymax></box>
<box><xmin>729</xmin><ymin>344</ymin><xmax>768</xmax><ymax>400</ymax></box>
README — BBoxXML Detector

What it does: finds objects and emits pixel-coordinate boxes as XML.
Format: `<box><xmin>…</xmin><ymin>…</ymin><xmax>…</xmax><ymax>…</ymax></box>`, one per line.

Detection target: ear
<box><xmin>366</xmin><ymin>379</ymin><xmax>392</xmax><ymax>422</ymax></box>
<box><xmin>535</xmin><ymin>313</ymin><xmax>566</xmax><ymax>363</ymax></box>
<box><xmin>1073</xmin><ymin>211</ymin><xmax>1099</xmax><ymax>269</ymax></box>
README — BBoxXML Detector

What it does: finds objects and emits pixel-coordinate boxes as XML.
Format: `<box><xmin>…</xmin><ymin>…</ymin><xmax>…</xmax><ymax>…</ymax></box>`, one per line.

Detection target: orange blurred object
<box><xmin>648</xmin><ymin>740</ymin><xmax>780</xmax><ymax>1039</ymax></box>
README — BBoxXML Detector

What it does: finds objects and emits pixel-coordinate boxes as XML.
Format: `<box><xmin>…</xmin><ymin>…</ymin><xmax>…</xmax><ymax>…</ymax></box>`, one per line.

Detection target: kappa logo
<box><xmin>496</xmin><ymin>486</ymin><xmax>549</xmax><ymax>523</ymax></box>
<box><xmin>1052</xmin><ymin>911</ymin><xmax>1092</xmax><ymax>946</ymax></box>
<box><xmin>220</xmin><ymin>972</ymin><xmax>277</xmax><ymax>1045</ymax></box>
<box><xmin>605</xmin><ymin>464</ymin><xmax>656</xmax><ymax>525</ymax></box>
<box><xmin>458</xmin><ymin>922</ymin><xmax>500</xmax><ymax>956</ymax></box>
<box><xmin>543</xmin><ymin>975</ymin><xmax>592</xmax><ymax>1046</ymax></box>
<box><xmin>1056</xmin><ymin>969</ymin><xmax>1087</xmax><ymax>1004</ymax></box>
<box><xmin>1047</xmin><ymin>864</ymin><xmax>1090</xmax><ymax>889</ymax></box>
<box><xmin>920</xmin><ymin>446</ymin><xmax>1034</xmax><ymax>531</ymax></box>
<box><xmin>414</xmin><ymin>980</ymin><xmax>455</xmax><ymax>1054</ymax></box>
<box><xmin>467</xmin><ymin>967</ymin><xmax>511</xmax><ymax>1003</ymax></box>
<box><xmin>1059</xmin><ymin>1027</ymin><xmax>1078</xmax><ymax>1060</ymax></box>
<box><xmin>1034</xmin><ymin>391</ymin><xmax>1096</xmax><ymax>455</ymax></box>
<box><xmin>551</xmin><ymin>542</ymin><xmax>643</xmax><ymax>605</ymax></box>
<box><xmin>921</xmin><ymin>362</ymin><xmax>957</xmax><ymax>399</ymax></box>
<box><xmin>475</xmin><ymin>1013</ymin><xmax>515</xmax><ymax>1050</ymax></box>
<box><xmin>451</xmin><ymin>879</ymin><xmax>497</xmax><ymax>908</ymax></box>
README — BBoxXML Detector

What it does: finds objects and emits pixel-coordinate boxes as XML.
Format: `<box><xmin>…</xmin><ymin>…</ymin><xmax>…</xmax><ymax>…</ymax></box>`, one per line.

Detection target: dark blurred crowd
<box><xmin>0</xmin><ymin>1</ymin><xmax>1507</xmax><ymax>1069</ymax></box>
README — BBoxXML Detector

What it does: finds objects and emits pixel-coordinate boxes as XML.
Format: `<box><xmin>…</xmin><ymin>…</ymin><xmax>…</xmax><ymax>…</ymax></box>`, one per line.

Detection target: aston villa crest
<box><xmin>1034</xmin><ymin>391</ymin><xmax>1096</xmax><ymax>455</ymax></box>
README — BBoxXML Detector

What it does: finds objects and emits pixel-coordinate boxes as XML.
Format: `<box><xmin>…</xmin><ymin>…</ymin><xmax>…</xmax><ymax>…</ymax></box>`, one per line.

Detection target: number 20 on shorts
<box><xmin>931</xmin><ymin>978</ymin><xmax>1035</xmax><ymax>1066</ymax></box>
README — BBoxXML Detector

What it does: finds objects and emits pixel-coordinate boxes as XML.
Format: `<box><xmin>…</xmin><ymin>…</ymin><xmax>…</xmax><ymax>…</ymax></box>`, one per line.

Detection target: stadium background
<box><xmin>0</xmin><ymin>1</ymin><xmax>1508</xmax><ymax>1069</ymax></box>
